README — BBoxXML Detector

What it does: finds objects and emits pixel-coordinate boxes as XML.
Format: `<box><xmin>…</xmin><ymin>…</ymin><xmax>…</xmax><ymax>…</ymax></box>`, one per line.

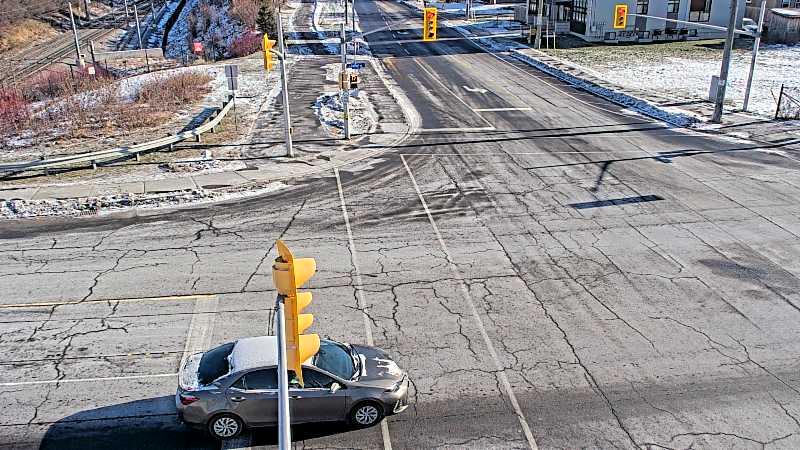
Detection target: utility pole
<box><xmin>466</xmin><ymin>0</ymin><xmax>471</xmax><ymax>21</ymax></box>
<box><xmin>277</xmin><ymin>11</ymin><xmax>294</xmax><ymax>157</ymax></box>
<box><xmin>340</xmin><ymin>23</ymin><xmax>351</xmax><ymax>140</ymax></box>
<box><xmin>275</xmin><ymin>295</ymin><xmax>292</xmax><ymax>450</ymax></box>
<box><xmin>743</xmin><ymin>0</ymin><xmax>767</xmax><ymax>112</ymax></box>
<box><xmin>534</xmin><ymin>0</ymin><xmax>544</xmax><ymax>49</ymax></box>
<box><xmin>352</xmin><ymin>0</ymin><xmax>356</xmax><ymax>33</ymax></box>
<box><xmin>68</xmin><ymin>4</ymin><xmax>85</xmax><ymax>69</ymax></box>
<box><xmin>134</xmin><ymin>5</ymin><xmax>151</xmax><ymax>72</ymax></box>
<box><xmin>124</xmin><ymin>0</ymin><xmax>130</xmax><ymax>28</ymax></box>
<box><xmin>711</xmin><ymin>0</ymin><xmax>739</xmax><ymax>123</ymax></box>
<box><xmin>83</xmin><ymin>0</ymin><xmax>92</xmax><ymax>21</ymax></box>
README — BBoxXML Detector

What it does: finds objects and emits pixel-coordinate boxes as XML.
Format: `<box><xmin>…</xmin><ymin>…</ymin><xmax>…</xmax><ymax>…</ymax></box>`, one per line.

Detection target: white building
<box><xmin>517</xmin><ymin>0</ymin><xmax>747</xmax><ymax>42</ymax></box>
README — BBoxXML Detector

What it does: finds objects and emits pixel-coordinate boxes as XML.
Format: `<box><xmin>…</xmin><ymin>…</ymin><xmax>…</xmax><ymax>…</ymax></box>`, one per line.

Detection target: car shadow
<box><xmin>39</xmin><ymin>395</ymin><xmax>367</xmax><ymax>449</ymax></box>
<box><xmin>39</xmin><ymin>395</ymin><xmax>214</xmax><ymax>450</ymax></box>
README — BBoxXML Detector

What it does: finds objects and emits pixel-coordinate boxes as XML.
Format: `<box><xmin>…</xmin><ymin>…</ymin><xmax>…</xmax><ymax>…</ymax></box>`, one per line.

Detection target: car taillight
<box><xmin>180</xmin><ymin>394</ymin><xmax>199</xmax><ymax>406</ymax></box>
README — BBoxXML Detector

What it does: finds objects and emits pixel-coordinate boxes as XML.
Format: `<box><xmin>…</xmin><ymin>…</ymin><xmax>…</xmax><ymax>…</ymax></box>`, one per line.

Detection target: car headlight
<box><xmin>385</xmin><ymin>375</ymin><xmax>406</xmax><ymax>393</ymax></box>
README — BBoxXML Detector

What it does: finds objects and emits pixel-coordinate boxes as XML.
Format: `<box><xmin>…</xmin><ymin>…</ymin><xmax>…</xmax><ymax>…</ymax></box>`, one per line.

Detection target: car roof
<box><xmin>229</xmin><ymin>336</ymin><xmax>278</xmax><ymax>372</ymax></box>
<box><xmin>229</xmin><ymin>336</ymin><xmax>327</xmax><ymax>373</ymax></box>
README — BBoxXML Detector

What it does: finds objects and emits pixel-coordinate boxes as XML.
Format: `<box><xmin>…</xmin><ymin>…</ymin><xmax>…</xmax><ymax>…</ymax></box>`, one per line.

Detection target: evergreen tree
<box><xmin>256</xmin><ymin>1</ymin><xmax>277</xmax><ymax>37</ymax></box>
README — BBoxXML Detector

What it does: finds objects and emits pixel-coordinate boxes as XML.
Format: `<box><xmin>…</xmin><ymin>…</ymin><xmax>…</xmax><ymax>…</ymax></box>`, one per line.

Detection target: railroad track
<box><xmin>0</xmin><ymin>0</ymin><xmax>165</xmax><ymax>85</ymax></box>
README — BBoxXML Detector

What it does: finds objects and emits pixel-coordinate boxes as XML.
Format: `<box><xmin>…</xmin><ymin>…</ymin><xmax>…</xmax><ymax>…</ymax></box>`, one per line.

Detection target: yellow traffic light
<box><xmin>263</xmin><ymin>33</ymin><xmax>276</xmax><ymax>71</ymax></box>
<box><xmin>272</xmin><ymin>240</ymin><xmax>320</xmax><ymax>387</ymax></box>
<box><xmin>613</xmin><ymin>4</ymin><xmax>628</xmax><ymax>29</ymax></box>
<box><xmin>423</xmin><ymin>7</ymin><xmax>437</xmax><ymax>41</ymax></box>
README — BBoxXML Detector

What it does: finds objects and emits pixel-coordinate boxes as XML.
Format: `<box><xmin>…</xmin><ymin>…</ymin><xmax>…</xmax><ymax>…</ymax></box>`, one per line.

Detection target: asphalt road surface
<box><xmin>3</xmin><ymin>0</ymin><xmax>800</xmax><ymax>449</ymax></box>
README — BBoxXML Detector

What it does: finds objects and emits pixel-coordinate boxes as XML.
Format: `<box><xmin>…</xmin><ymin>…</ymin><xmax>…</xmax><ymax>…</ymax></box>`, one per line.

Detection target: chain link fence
<box><xmin>775</xmin><ymin>85</ymin><xmax>800</xmax><ymax>120</ymax></box>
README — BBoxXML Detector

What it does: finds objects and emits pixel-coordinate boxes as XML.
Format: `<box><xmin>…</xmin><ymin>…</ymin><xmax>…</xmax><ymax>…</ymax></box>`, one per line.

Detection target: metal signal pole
<box><xmin>534</xmin><ymin>0</ymin><xmax>544</xmax><ymax>49</ymax></box>
<box><xmin>711</xmin><ymin>0</ymin><xmax>739</xmax><ymax>123</ymax></box>
<box><xmin>743</xmin><ymin>0</ymin><xmax>767</xmax><ymax>111</ymax></box>
<box><xmin>341</xmin><ymin>23</ymin><xmax>351</xmax><ymax>140</ymax></box>
<box><xmin>275</xmin><ymin>295</ymin><xmax>291</xmax><ymax>450</ymax></box>
<box><xmin>277</xmin><ymin>11</ymin><xmax>294</xmax><ymax>157</ymax></box>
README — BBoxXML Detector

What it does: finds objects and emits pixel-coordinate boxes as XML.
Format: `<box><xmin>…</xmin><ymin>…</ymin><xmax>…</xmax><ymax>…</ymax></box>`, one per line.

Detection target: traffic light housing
<box><xmin>263</xmin><ymin>33</ymin><xmax>276</xmax><ymax>71</ymax></box>
<box><xmin>272</xmin><ymin>240</ymin><xmax>320</xmax><ymax>387</ymax></box>
<box><xmin>613</xmin><ymin>4</ymin><xmax>628</xmax><ymax>29</ymax></box>
<box><xmin>423</xmin><ymin>7</ymin><xmax>437</xmax><ymax>41</ymax></box>
<box><xmin>349</xmin><ymin>73</ymin><xmax>358</xmax><ymax>90</ymax></box>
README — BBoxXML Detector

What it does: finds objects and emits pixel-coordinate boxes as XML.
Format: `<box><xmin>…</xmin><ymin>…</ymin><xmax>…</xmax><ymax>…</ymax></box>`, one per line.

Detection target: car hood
<box><xmin>352</xmin><ymin>344</ymin><xmax>405</xmax><ymax>386</ymax></box>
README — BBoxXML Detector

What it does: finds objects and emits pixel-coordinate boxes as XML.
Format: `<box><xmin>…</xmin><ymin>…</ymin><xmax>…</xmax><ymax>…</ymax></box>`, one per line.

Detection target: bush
<box><xmin>231</xmin><ymin>0</ymin><xmax>260</xmax><ymax>30</ymax></box>
<box><xmin>0</xmin><ymin>89</ymin><xmax>30</xmax><ymax>133</ymax></box>
<box><xmin>135</xmin><ymin>71</ymin><xmax>214</xmax><ymax>109</ymax></box>
<box><xmin>229</xmin><ymin>31</ymin><xmax>262</xmax><ymax>57</ymax></box>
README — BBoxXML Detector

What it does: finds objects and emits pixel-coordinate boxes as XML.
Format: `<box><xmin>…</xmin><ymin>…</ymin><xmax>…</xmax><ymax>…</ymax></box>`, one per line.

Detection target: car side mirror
<box><xmin>330</xmin><ymin>382</ymin><xmax>341</xmax><ymax>394</ymax></box>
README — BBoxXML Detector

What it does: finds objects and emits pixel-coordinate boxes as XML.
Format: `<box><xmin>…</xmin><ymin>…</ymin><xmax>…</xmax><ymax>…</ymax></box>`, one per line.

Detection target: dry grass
<box><xmin>135</xmin><ymin>71</ymin><xmax>214</xmax><ymax>109</ymax></box>
<box><xmin>0</xmin><ymin>19</ymin><xmax>56</xmax><ymax>53</ymax></box>
<box><xmin>1</xmin><ymin>70</ymin><xmax>215</xmax><ymax>150</ymax></box>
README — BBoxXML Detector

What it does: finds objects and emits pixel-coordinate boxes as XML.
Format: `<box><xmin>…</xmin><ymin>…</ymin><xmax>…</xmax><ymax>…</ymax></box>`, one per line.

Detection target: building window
<box><xmin>689</xmin><ymin>0</ymin><xmax>711</xmax><ymax>21</ymax></box>
<box><xmin>781</xmin><ymin>0</ymin><xmax>790</xmax><ymax>6</ymax></box>
<box><xmin>637</xmin><ymin>0</ymin><xmax>649</xmax><ymax>15</ymax></box>
<box><xmin>668</xmin><ymin>0</ymin><xmax>680</xmax><ymax>13</ymax></box>
<box><xmin>572</xmin><ymin>0</ymin><xmax>587</xmax><ymax>23</ymax></box>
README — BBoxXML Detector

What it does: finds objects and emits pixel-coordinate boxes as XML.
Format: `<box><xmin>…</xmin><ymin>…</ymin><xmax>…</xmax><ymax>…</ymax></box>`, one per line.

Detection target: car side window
<box><xmin>231</xmin><ymin>375</ymin><xmax>247</xmax><ymax>390</ymax></box>
<box><xmin>231</xmin><ymin>369</ymin><xmax>278</xmax><ymax>391</ymax></box>
<box><xmin>302</xmin><ymin>368</ymin><xmax>336</xmax><ymax>389</ymax></box>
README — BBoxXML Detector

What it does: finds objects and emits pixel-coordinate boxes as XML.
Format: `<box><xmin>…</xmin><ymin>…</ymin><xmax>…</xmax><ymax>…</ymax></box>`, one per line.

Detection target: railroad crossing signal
<box><xmin>263</xmin><ymin>33</ymin><xmax>277</xmax><ymax>71</ymax></box>
<box><xmin>614</xmin><ymin>4</ymin><xmax>628</xmax><ymax>29</ymax></box>
<box><xmin>423</xmin><ymin>7</ymin><xmax>438</xmax><ymax>41</ymax></box>
<box><xmin>272</xmin><ymin>240</ymin><xmax>320</xmax><ymax>387</ymax></box>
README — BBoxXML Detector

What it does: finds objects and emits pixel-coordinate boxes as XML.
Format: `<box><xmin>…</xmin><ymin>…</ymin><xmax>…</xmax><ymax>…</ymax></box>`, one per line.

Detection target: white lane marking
<box><xmin>463</xmin><ymin>85</ymin><xmax>488</xmax><ymax>94</ymax></box>
<box><xmin>472</xmin><ymin>107</ymin><xmax>533</xmax><ymax>112</ymax></box>
<box><xmin>0</xmin><ymin>294</ymin><xmax>217</xmax><ymax>309</ymax></box>
<box><xmin>179</xmin><ymin>296</ymin><xmax>219</xmax><ymax>370</ymax></box>
<box><xmin>400</xmin><ymin>155</ymin><xmax>539</xmax><ymax>450</ymax></box>
<box><xmin>0</xmin><ymin>373</ymin><xmax>177</xmax><ymax>387</ymax></box>
<box><xmin>417</xmin><ymin>127</ymin><xmax>496</xmax><ymax>133</ymax></box>
<box><xmin>335</xmin><ymin>168</ymin><xmax>394</xmax><ymax>450</ymax></box>
<box><xmin>412</xmin><ymin>59</ymin><xmax>496</xmax><ymax>129</ymax></box>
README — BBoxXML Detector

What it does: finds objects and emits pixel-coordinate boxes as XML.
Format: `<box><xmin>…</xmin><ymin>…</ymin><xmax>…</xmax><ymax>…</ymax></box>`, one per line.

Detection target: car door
<box><xmin>289</xmin><ymin>368</ymin><xmax>347</xmax><ymax>423</ymax></box>
<box><xmin>226</xmin><ymin>368</ymin><xmax>279</xmax><ymax>426</ymax></box>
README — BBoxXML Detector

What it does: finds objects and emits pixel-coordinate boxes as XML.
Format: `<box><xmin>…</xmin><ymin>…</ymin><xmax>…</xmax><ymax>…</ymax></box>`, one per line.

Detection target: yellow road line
<box><xmin>0</xmin><ymin>294</ymin><xmax>217</xmax><ymax>309</ymax></box>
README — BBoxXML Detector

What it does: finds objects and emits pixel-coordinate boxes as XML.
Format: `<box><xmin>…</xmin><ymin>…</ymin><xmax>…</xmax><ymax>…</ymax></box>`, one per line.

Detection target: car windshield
<box><xmin>313</xmin><ymin>339</ymin><xmax>356</xmax><ymax>380</ymax></box>
<box><xmin>198</xmin><ymin>342</ymin><xmax>234</xmax><ymax>385</ymax></box>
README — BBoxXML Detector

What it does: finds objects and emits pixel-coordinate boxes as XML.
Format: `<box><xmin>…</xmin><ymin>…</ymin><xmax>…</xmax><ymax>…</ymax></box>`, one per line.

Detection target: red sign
<box><xmin>192</xmin><ymin>41</ymin><xmax>203</xmax><ymax>53</ymax></box>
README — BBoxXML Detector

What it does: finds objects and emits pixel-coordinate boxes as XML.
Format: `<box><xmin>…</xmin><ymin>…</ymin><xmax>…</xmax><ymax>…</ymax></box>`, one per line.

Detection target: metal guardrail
<box><xmin>0</xmin><ymin>96</ymin><xmax>234</xmax><ymax>176</ymax></box>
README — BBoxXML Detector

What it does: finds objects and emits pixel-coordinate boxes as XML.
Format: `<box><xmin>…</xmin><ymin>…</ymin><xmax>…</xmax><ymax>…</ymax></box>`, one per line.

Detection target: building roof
<box><xmin>771</xmin><ymin>8</ymin><xmax>800</xmax><ymax>18</ymax></box>
<box><xmin>229</xmin><ymin>336</ymin><xmax>278</xmax><ymax>372</ymax></box>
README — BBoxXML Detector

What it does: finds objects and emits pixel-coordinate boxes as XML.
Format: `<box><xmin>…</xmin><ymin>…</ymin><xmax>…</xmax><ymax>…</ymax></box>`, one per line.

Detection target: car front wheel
<box><xmin>208</xmin><ymin>413</ymin><xmax>243</xmax><ymax>439</ymax></box>
<box><xmin>348</xmin><ymin>402</ymin><xmax>384</xmax><ymax>427</ymax></box>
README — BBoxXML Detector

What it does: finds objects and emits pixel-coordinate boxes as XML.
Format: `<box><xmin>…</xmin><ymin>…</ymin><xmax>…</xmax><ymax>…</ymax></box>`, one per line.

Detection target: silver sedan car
<box><xmin>176</xmin><ymin>336</ymin><xmax>409</xmax><ymax>440</ymax></box>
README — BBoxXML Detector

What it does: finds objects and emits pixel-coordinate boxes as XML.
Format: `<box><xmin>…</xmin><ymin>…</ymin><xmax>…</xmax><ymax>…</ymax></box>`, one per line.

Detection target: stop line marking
<box><xmin>0</xmin><ymin>294</ymin><xmax>217</xmax><ymax>310</ymax></box>
<box><xmin>0</xmin><ymin>372</ymin><xmax>176</xmax><ymax>387</ymax></box>
<box><xmin>400</xmin><ymin>155</ymin><xmax>540</xmax><ymax>450</ymax></box>
<box><xmin>335</xmin><ymin>168</ymin><xmax>394</xmax><ymax>450</ymax></box>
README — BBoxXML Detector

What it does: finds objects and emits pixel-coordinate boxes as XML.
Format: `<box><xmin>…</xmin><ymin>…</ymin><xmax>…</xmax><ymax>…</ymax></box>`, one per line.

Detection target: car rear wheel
<box><xmin>348</xmin><ymin>402</ymin><xmax>384</xmax><ymax>427</ymax></box>
<box><xmin>208</xmin><ymin>413</ymin><xmax>243</xmax><ymax>439</ymax></box>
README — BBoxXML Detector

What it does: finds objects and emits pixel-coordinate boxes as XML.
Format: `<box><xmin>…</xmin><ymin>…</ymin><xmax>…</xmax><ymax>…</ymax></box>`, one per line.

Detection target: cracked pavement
<box><xmin>3</xmin><ymin>0</ymin><xmax>800</xmax><ymax>449</ymax></box>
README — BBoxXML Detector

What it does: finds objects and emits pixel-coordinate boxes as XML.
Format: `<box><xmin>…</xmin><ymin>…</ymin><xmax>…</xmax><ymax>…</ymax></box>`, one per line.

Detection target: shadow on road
<box><xmin>39</xmin><ymin>396</ymin><xmax>214</xmax><ymax>450</ymax></box>
<box><xmin>38</xmin><ymin>395</ymin><xmax>367</xmax><ymax>450</ymax></box>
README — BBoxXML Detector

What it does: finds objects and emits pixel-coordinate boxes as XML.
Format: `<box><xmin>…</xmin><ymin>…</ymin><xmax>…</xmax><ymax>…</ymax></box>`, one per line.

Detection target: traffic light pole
<box><xmin>277</xmin><ymin>12</ymin><xmax>295</xmax><ymax>157</ymax></box>
<box><xmin>275</xmin><ymin>295</ymin><xmax>292</xmax><ymax>450</ymax></box>
<box><xmin>711</xmin><ymin>0</ymin><xmax>739</xmax><ymax>123</ymax></box>
<box><xmin>340</xmin><ymin>23</ymin><xmax>351</xmax><ymax>140</ymax></box>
